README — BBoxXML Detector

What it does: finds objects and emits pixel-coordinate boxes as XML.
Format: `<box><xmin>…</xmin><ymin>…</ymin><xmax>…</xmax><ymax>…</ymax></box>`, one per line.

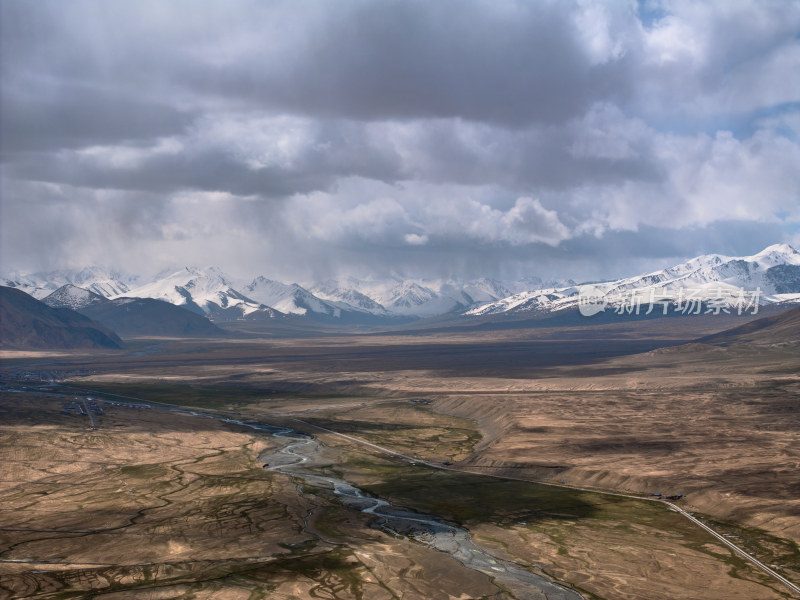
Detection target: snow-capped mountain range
<box><xmin>122</xmin><ymin>267</ymin><xmax>278</xmax><ymax>321</ymax></box>
<box><xmin>2</xmin><ymin>267</ymin><xmax>139</xmax><ymax>300</ymax></box>
<box><xmin>243</xmin><ymin>277</ymin><xmax>371</xmax><ymax>319</ymax></box>
<box><xmin>3</xmin><ymin>243</ymin><xmax>800</xmax><ymax>324</ymax></box>
<box><xmin>469</xmin><ymin>243</ymin><xmax>800</xmax><ymax>317</ymax></box>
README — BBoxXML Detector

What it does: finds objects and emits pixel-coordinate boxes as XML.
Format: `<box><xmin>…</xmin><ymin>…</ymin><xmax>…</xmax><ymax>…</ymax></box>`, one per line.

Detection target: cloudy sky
<box><xmin>2</xmin><ymin>0</ymin><xmax>799</xmax><ymax>283</ymax></box>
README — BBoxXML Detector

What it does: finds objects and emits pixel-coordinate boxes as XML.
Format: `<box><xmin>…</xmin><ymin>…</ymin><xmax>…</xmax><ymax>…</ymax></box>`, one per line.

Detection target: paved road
<box><xmin>665</xmin><ymin>502</ymin><xmax>800</xmax><ymax>596</ymax></box>
<box><xmin>295</xmin><ymin>419</ymin><xmax>800</xmax><ymax>598</ymax></box>
<box><xmin>81</xmin><ymin>398</ymin><xmax>97</xmax><ymax>429</ymax></box>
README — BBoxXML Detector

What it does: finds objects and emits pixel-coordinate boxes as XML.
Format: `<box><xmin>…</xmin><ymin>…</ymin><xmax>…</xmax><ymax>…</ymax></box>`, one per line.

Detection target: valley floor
<box><xmin>1</xmin><ymin>319</ymin><xmax>798</xmax><ymax>599</ymax></box>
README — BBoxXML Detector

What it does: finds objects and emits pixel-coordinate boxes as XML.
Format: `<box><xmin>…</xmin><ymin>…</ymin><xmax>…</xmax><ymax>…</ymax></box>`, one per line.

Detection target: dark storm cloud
<box><xmin>4</xmin><ymin>115</ymin><xmax>661</xmax><ymax>196</ymax></box>
<box><xmin>0</xmin><ymin>82</ymin><xmax>192</xmax><ymax>155</ymax></box>
<box><xmin>0</xmin><ymin>0</ymin><xmax>642</xmax><ymax>194</ymax></box>
<box><xmin>3</xmin><ymin>117</ymin><xmax>405</xmax><ymax>197</ymax></box>
<box><xmin>1</xmin><ymin>1</ymin><xmax>193</xmax><ymax>154</ymax></box>
<box><xmin>1</xmin><ymin>0</ymin><xmax>799</xmax><ymax>280</ymax></box>
<box><xmin>184</xmin><ymin>0</ymin><xmax>633</xmax><ymax>126</ymax></box>
<box><xmin>1</xmin><ymin>0</ymin><xmax>629</xmax><ymax>156</ymax></box>
<box><xmin>5</xmin><ymin>143</ymin><xmax>343</xmax><ymax>198</ymax></box>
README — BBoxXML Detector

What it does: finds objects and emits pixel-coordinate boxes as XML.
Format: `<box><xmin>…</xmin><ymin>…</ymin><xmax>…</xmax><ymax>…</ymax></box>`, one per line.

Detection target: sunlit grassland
<box><xmin>312</xmin><ymin>414</ymin><xmax>799</xmax><ymax>600</ymax></box>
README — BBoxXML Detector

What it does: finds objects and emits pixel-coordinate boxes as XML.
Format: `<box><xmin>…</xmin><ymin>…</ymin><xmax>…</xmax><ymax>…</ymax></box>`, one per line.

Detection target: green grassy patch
<box><xmin>331</xmin><ymin>450</ymin><xmax>602</xmax><ymax>526</ymax></box>
<box><xmin>59</xmin><ymin>381</ymin><xmax>306</xmax><ymax>411</ymax></box>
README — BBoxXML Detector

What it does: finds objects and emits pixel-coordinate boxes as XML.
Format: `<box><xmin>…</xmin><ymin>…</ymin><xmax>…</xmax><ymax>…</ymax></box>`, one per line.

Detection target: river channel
<box><xmin>213</xmin><ymin>417</ymin><xmax>585</xmax><ymax>600</ymax></box>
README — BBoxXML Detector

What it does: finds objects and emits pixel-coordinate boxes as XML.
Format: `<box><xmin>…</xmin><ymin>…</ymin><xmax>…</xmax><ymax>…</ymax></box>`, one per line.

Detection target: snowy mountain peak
<box><xmin>42</xmin><ymin>284</ymin><xmax>107</xmax><ymax>310</ymax></box>
<box><xmin>310</xmin><ymin>281</ymin><xmax>388</xmax><ymax>313</ymax></box>
<box><xmin>747</xmin><ymin>243</ymin><xmax>800</xmax><ymax>266</ymax></box>
<box><xmin>389</xmin><ymin>281</ymin><xmax>437</xmax><ymax>306</ymax></box>
<box><xmin>178</xmin><ymin>266</ymin><xmax>232</xmax><ymax>286</ymax></box>
<box><xmin>755</xmin><ymin>242</ymin><xmax>798</xmax><ymax>255</ymax></box>
<box><xmin>124</xmin><ymin>266</ymin><xmax>271</xmax><ymax>319</ymax></box>
<box><xmin>244</xmin><ymin>277</ymin><xmax>343</xmax><ymax>317</ymax></box>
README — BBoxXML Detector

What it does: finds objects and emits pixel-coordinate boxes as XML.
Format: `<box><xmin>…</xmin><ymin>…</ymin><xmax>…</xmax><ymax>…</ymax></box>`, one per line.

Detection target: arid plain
<box><xmin>1</xmin><ymin>314</ymin><xmax>798</xmax><ymax>599</ymax></box>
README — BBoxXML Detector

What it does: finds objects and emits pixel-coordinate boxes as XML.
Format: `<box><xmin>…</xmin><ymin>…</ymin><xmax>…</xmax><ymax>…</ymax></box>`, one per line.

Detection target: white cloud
<box><xmin>643</xmin><ymin>13</ymin><xmax>703</xmax><ymax>66</ymax></box>
<box><xmin>278</xmin><ymin>181</ymin><xmax>572</xmax><ymax>250</ymax></box>
<box><xmin>190</xmin><ymin>114</ymin><xmax>319</xmax><ymax>170</ymax></box>
<box><xmin>566</xmin><ymin>125</ymin><xmax>800</xmax><ymax>234</ymax></box>
<box><xmin>638</xmin><ymin>0</ymin><xmax>800</xmax><ymax>117</ymax></box>
<box><xmin>404</xmin><ymin>233</ymin><xmax>429</xmax><ymax>245</ymax></box>
<box><xmin>572</xmin><ymin>0</ymin><xmax>632</xmax><ymax>65</ymax></box>
<box><xmin>497</xmin><ymin>197</ymin><xmax>572</xmax><ymax>245</ymax></box>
